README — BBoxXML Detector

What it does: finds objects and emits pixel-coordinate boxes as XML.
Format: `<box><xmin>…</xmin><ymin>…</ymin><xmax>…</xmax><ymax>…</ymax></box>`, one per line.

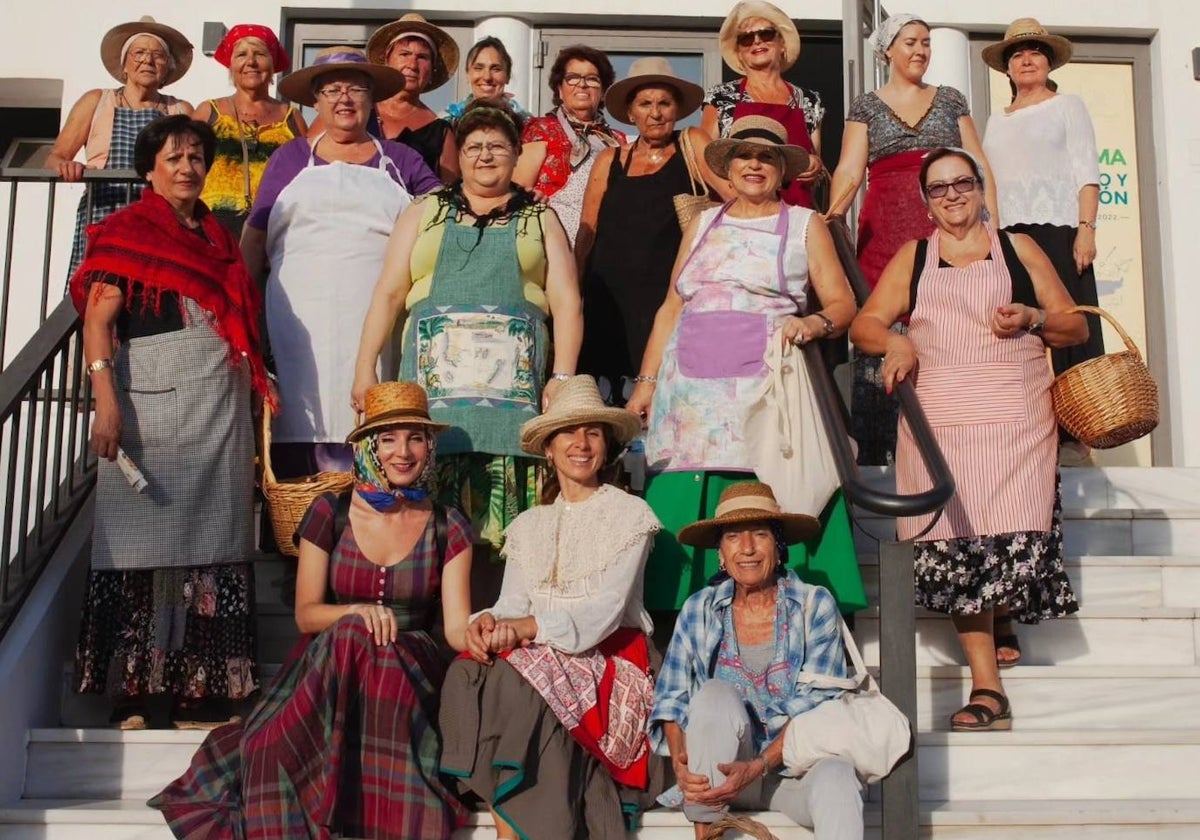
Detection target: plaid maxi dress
<box><xmin>150</xmin><ymin>495</ymin><xmax>471</xmax><ymax>840</ymax></box>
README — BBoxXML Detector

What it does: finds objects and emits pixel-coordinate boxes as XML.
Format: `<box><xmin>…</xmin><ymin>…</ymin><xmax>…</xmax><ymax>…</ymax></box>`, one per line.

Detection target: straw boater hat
<box><xmin>705</xmin><ymin>115</ymin><xmax>810</xmax><ymax>182</ymax></box>
<box><xmin>100</xmin><ymin>16</ymin><xmax>194</xmax><ymax>87</ymax></box>
<box><xmin>518</xmin><ymin>376</ymin><xmax>643</xmax><ymax>456</ymax></box>
<box><xmin>982</xmin><ymin>18</ymin><xmax>1074</xmax><ymax>72</ymax></box>
<box><xmin>677</xmin><ymin>481</ymin><xmax>819</xmax><ymax>548</ymax></box>
<box><xmin>366</xmin><ymin>13</ymin><xmax>460</xmax><ymax>91</ymax></box>
<box><xmin>277</xmin><ymin>46</ymin><xmax>406</xmax><ymax>107</ymax></box>
<box><xmin>347</xmin><ymin>381</ymin><xmax>448</xmax><ymax>443</ymax></box>
<box><xmin>719</xmin><ymin>1</ymin><xmax>802</xmax><ymax>75</ymax></box>
<box><xmin>604</xmin><ymin>57</ymin><xmax>706</xmax><ymax>124</ymax></box>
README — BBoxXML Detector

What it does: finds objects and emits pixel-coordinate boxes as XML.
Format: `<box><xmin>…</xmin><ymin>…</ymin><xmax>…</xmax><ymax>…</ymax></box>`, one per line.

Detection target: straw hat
<box><xmin>518</xmin><ymin>376</ymin><xmax>643</xmax><ymax>456</ymax></box>
<box><xmin>704</xmin><ymin>115</ymin><xmax>810</xmax><ymax>182</ymax></box>
<box><xmin>347</xmin><ymin>381</ymin><xmax>448</xmax><ymax>443</ymax></box>
<box><xmin>277</xmin><ymin>46</ymin><xmax>405</xmax><ymax>107</ymax></box>
<box><xmin>100</xmin><ymin>16</ymin><xmax>194</xmax><ymax>87</ymax></box>
<box><xmin>366</xmin><ymin>13</ymin><xmax>460</xmax><ymax>91</ymax></box>
<box><xmin>719</xmin><ymin>1</ymin><xmax>801</xmax><ymax>75</ymax></box>
<box><xmin>982</xmin><ymin>18</ymin><xmax>1074</xmax><ymax>72</ymax></box>
<box><xmin>677</xmin><ymin>481</ymin><xmax>819</xmax><ymax>548</ymax></box>
<box><xmin>604</xmin><ymin>57</ymin><xmax>705</xmax><ymax>124</ymax></box>
<box><xmin>213</xmin><ymin>23</ymin><xmax>290</xmax><ymax>74</ymax></box>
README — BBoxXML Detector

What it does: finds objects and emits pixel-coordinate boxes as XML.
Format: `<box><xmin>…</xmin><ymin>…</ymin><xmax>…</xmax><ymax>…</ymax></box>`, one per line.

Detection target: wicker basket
<box><xmin>674</xmin><ymin>128</ymin><xmax>720</xmax><ymax>229</ymax></box>
<box><xmin>260</xmin><ymin>403</ymin><xmax>354</xmax><ymax>556</ymax></box>
<box><xmin>1050</xmin><ymin>305</ymin><xmax>1159</xmax><ymax>449</ymax></box>
<box><xmin>700</xmin><ymin>815</ymin><xmax>780</xmax><ymax>840</ymax></box>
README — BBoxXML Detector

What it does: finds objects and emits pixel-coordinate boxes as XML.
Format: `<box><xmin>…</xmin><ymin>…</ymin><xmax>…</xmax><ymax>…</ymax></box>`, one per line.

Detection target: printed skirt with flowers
<box><xmin>75</xmin><ymin>564</ymin><xmax>257</xmax><ymax>700</ymax></box>
<box><xmin>435</xmin><ymin>452</ymin><xmax>541</xmax><ymax>551</ymax></box>
<box><xmin>913</xmin><ymin>486</ymin><xmax>1079</xmax><ymax>623</ymax></box>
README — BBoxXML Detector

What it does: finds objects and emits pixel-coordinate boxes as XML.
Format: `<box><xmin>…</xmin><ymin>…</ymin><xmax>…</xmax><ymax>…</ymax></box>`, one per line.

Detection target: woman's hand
<box><xmin>793</xmin><ymin>155</ymin><xmax>825</xmax><ymax>186</ymax></box>
<box><xmin>465</xmin><ymin>612</ymin><xmax>496</xmax><ymax>664</ymax></box>
<box><xmin>625</xmin><ymin>382</ymin><xmax>655</xmax><ymax>427</ymax></box>
<box><xmin>693</xmin><ymin>758</ymin><xmax>765</xmax><ymax>806</ymax></box>
<box><xmin>90</xmin><ymin>399</ymin><xmax>121</xmax><ymax>461</ymax></box>
<box><xmin>56</xmin><ymin>160</ymin><xmax>87</xmax><ymax>183</ymax></box>
<box><xmin>350</xmin><ymin>370</ymin><xmax>379</xmax><ymax>413</ymax></box>
<box><xmin>780</xmin><ymin>314</ymin><xmax>828</xmax><ymax>347</ymax></box>
<box><xmin>882</xmin><ymin>334</ymin><xmax>918</xmax><ymax>394</ymax></box>
<box><xmin>1074</xmin><ymin>226</ymin><xmax>1097</xmax><ymax>274</ymax></box>
<box><xmin>992</xmin><ymin>303</ymin><xmax>1037</xmax><ymax>339</ymax></box>
<box><xmin>348</xmin><ymin>603</ymin><xmax>397</xmax><ymax>645</ymax></box>
<box><xmin>671</xmin><ymin>749</ymin><xmax>712</xmax><ymax>802</ymax></box>
<box><xmin>542</xmin><ymin>377</ymin><xmax>564</xmax><ymax>410</ymax></box>
<box><xmin>488</xmin><ymin>621</ymin><xmax>523</xmax><ymax>653</ymax></box>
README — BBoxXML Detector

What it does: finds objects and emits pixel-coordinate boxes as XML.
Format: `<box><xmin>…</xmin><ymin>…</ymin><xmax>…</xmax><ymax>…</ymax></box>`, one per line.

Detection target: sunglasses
<box><xmin>925</xmin><ymin>176</ymin><xmax>978</xmax><ymax>199</ymax></box>
<box><xmin>736</xmin><ymin>27</ymin><xmax>779</xmax><ymax>48</ymax></box>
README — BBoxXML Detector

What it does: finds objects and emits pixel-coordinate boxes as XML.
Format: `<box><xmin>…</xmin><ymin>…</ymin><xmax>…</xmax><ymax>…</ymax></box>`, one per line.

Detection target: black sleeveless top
<box><xmin>909</xmin><ymin>230</ymin><xmax>1038</xmax><ymax>315</ymax></box>
<box><xmin>367</xmin><ymin>110</ymin><xmax>451</xmax><ymax>176</ymax></box>
<box><xmin>579</xmin><ymin>133</ymin><xmax>695</xmax><ymax>391</ymax></box>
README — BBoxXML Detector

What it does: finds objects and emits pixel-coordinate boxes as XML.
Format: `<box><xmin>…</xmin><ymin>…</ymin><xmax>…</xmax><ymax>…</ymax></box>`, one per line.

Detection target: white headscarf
<box><xmin>869</xmin><ymin>14</ymin><xmax>927</xmax><ymax>63</ymax></box>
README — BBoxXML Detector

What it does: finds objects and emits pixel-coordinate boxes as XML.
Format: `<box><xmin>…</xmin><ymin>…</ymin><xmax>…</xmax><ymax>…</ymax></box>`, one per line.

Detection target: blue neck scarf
<box><xmin>352</xmin><ymin>432</ymin><xmax>434</xmax><ymax>513</ymax></box>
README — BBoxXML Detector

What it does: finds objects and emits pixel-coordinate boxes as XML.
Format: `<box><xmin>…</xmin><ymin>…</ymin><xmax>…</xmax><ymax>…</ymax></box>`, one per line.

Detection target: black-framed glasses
<box><xmin>736</xmin><ymin>27</ymin><xmax>779</xmax><ymax>47</ymax></box>
<box><xmin>925</xmin><ymin>176</ymin><xmax>978</xmax><ymax>199</ymax></box>
<box><xmin>563</xmin><ymin>72</ymin><xmax>603</xmax><ymax>88</ymax></box>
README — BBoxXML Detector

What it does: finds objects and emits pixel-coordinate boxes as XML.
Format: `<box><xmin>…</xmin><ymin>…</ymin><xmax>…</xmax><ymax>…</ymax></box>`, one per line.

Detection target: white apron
<box><xmin>265</xmin><ymin>134</ymin><xmax>412</xmax><ymax>443</ymax></box>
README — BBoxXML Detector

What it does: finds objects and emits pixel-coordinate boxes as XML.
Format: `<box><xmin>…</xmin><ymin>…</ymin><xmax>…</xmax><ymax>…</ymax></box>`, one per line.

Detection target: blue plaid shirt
<box><xmin>649</xmin><ymin>570</ymin><xmax>847</xmax><ymax>757</ymax></box>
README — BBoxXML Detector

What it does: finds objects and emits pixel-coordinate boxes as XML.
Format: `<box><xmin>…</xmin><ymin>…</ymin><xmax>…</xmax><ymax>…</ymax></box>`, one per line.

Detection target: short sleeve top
<box><xmin>704</xmin><ymin>80</ymin><xmax>825</xmax><ymax>138</ymax></box>
<box><xmin>846</xmin><ymin>86</ymin><xmax>970</xmax><ymax>165</ymax></box>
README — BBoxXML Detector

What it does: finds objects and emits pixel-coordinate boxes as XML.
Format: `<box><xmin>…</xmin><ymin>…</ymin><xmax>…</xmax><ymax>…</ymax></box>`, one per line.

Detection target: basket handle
<box><xmin>1064</xmin><ymin>305</ymin><xmax>1143</xmax><ymax>360</ymax></box>
<box><xmin>261</xmin><ymin>400</ymin><xmax>277</xmax><ymax>486</ymax></box>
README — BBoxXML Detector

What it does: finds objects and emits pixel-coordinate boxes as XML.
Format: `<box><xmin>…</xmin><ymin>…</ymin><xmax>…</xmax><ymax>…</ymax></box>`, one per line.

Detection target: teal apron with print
<box><xmin>402</xmin><ymin>214</ymin><xmax>548</xmax><ymax>456</ymax></box>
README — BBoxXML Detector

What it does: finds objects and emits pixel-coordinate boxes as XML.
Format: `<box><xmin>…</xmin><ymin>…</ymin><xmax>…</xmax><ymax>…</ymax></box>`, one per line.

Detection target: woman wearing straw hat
<box><xmin>153</xmin><ymin>381</ymin><xmax>474</xmax><ymax>840</ymax></box>
<box><xmin>701</xmin><ymin>1</ymin><xmax>825</xmax><ymax>208</ymax></box>
<box><xmin>825</xmin><ymin>13</ymin><xmax>997</xmax><ymax>466</ymax></box>
<box><xmin>241</xmin><ymin>47</ymin><xmax>440</xmax><ymax>487</ymax></box>
<box><xmin>192</xmin><ymin>25</ymin><xmax>306</xmax><ymax>236</ymax></box>
<box><xmin>574</xmin><ymin>56</ymin><xmax>713</xmax><ymax>405</ymax></box>
<box><xmin>982</xmin><ymin>17</ymin><xmax>1105</xmax><ymax>466</ymax></box>
<box><xmin>46</xmin><ymin>16</ymin><xmax>194</xmax><ymax>277</ymax></box>
<box><xmin>364</xmin><ymin>13</ymin><xmax>462</xmax><ymax>182</ymax></box>
<box><xmin>439</xmin><ymin>375</ymin><xmax>660</xmax><ymax>840</ymax></box>
<box><xmin>650</xmin><ymin>481</ymin><xmax>863</xmax><ymax>840</ymax></box>
<box><xmin>626</xmin><ymin>116</ymin><xmax>866</xmax><ymax>618</ymax></box>
<box><xmin>851</xmin><ymin>147</ymin><xmax>1085</xmax><ymax>730</ymax></box>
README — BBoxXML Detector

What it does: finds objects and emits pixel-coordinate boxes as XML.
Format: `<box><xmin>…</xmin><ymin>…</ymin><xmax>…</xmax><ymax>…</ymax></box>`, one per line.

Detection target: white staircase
<box><xmin>1</xmin><ymin>467</ymin><xmax>1199</xmax><ymax>838</ymax></box>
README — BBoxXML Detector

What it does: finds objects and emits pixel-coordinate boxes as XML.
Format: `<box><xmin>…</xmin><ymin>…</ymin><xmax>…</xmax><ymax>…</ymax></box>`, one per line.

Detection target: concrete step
<box><xmin>24</xmin><ymin>727</ymin><xmax>1200</xmax><ymax>803</ymax></box>
<box><xmin>3</xmin><ymin>798</ymin><xmax>1200</xmax><ymax>839</ymax></box>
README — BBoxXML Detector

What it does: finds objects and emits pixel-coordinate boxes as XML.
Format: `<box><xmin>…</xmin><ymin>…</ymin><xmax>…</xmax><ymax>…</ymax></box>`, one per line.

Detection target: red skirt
<box><xmin>857</xmin><ymin>149</ymin><xmax>934</xmax><ymax>289</ymax></box>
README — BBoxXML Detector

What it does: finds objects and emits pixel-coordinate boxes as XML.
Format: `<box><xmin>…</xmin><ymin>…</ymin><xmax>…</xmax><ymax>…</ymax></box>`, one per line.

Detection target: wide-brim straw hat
<box><xmin>705</xmin><ymin>115</ymin><xmax>810</xmax><ymax>182</ymax></box>
<box><xmin>366</xmin><ymin>13</ymin><xmax>459</xmax><ymax>91</ymax></box>
<box><xmin>347</xmin><ymin>381</ymin><xmax>449</xmax><ymax>443</ymax></box>
<box><xmin>678</xmin><ymin>481</ymin><xmax>820</xmax><ymax>548</ymax></box>
<box><xmin>277</xmin><ymin>46</ymin><xmax>406</xmax><ymax>107</ymax></box>
<box><xmin>982</xmin><ymin>18</ymin><xmax>1074</xmax><ymax>72</ymax></box>
<box><xmin>100</xmin><ymin>16</ymin><xmax>194</xmax><ymax>87</ymax></box>
<box><xmin>519</xmin><ymin>375</ymin><xmax>643</xmax><ymax>456</ymax></box>
<box><xmin>604</xmin><ymin>56</ymin><xmax>705</xmax><ymax>124</ymax></box>
<box><xmin>719</xmin><ymin>1</ymin><xmax>802</xmax><ymax>75</ymax></box>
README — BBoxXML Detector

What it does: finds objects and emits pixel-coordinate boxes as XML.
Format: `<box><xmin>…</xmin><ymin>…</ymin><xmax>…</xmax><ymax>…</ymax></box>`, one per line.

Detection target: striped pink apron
<box><xmin>896</xmin><ymin>226</ymin><xmax>1056</xmax><ymax>541</ymax></box>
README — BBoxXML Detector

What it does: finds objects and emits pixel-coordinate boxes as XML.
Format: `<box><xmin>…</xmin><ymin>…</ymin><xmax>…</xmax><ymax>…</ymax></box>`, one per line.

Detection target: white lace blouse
<box><xmin>983</xmin><ymin>94</ymin><xmax>1100</xmax><ymax>228</ymax></box>
<box><xmin>475</xmin><ymin>484</ymin><xmax>659</xmax><ymax>654</ymax></box>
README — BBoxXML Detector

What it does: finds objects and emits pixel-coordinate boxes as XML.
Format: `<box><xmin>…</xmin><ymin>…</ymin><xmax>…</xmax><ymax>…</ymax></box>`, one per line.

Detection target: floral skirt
<box><xmin>75</xmin><ymin>563</ymin><xmax>257</xmax><ymax>700</ymax></box>
<box><xmin>435</xmin><ymin>453</ymin><xmax>541</xmax><ymax>550</ymax></box>
<box><xmin>913</xmin><ymin>487</ymin><xmax>1079</xmax><ymax>623</ymax></box>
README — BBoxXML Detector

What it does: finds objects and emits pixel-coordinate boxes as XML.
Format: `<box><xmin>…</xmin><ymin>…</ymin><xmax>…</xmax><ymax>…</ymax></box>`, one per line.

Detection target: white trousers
<box><xmin>683</xmin><ymin>679</ymin><xmax>864</xmax><ymax>840</ymax></box>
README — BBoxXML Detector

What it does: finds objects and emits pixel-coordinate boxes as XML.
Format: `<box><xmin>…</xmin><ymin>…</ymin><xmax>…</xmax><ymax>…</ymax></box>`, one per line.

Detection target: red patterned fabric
<box><xmin>520</xmin><ymin>115</ymin><xmax>627</xmax><ymax>198</ymax></box>
<box><xmin>856</xmin><ymin>149</ymin><xmax>933</xmax><ymax>290</ymax></box>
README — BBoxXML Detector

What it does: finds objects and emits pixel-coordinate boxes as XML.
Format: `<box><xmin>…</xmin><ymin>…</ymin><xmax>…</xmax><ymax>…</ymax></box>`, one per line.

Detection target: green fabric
<box><xmin>435</xmin><ymin>452</ymin><xmax>541</xmax><ymax>550</ymax></box>
<box><xmin>643</xmin><ymin>471</ymin><xmax>868</xmax><ymax>613</ymax></box>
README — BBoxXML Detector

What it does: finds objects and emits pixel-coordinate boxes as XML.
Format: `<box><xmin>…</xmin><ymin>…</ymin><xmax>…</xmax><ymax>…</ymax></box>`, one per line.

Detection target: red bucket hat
<box><xmin>214</xmin><ymin>24</ymin><xmax>290</xmax><ymax>73</ymax></box>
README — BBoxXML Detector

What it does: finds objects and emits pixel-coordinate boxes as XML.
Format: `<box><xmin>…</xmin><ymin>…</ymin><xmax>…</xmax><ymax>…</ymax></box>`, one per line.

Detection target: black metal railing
<box><xmin>0</xmin><ymin>298</ymin><xmax>94</xmax><ymax>641</ymax></box>
<box><xmin>0</xmin><ymin>168</ymin><xmax>140</xmax><ymax>367</ymax></box>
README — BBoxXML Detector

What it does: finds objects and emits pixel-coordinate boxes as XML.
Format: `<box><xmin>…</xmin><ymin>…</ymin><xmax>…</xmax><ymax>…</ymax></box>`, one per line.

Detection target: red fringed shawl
<box><xmin>69</xmin><ymin>190</ymin><xmax>272</xmax><ymax>400</ymax></box>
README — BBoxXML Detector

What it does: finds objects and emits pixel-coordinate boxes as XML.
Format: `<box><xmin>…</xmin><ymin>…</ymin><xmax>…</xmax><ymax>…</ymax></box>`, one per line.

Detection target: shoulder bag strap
<box><xmin>678</xmin><ymin>129</ymin><xmax>706</xmax><ymax>196</ymax></box>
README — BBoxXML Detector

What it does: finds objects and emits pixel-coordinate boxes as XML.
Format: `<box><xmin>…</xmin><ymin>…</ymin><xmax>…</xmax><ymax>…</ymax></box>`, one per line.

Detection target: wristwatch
<box><xmin>814</xmin><ymin>313</ymin><xmax>835</xmax><ymax>337</ymax></box>
<box><xmin>1027</xmin><ymin>309</ymin><xmax>1047</xmax><ymax>336</ymax></box>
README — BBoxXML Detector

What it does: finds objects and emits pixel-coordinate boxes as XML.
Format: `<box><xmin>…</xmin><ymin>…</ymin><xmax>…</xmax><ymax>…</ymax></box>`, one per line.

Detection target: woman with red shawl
<box><xmin>70</xmin><ymin>114</ymin><xmax>272</xmax><ymax>730</ymax></box>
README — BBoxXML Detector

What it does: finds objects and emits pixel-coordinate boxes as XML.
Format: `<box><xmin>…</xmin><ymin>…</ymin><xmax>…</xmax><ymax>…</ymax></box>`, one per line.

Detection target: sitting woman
<box><xmin>651</xmin><ymin>481</ymin><xmax>863</xmax><ymax>840</ymax></box>
<box><xmin>152</xmin><ymin>381</ymin><xmax>473</xmax><ymax>840</ymax></box>
<box><xmin>439</xmin><ymin>375</ymin><xmax>659</xmax><ymax>840</ymax></box>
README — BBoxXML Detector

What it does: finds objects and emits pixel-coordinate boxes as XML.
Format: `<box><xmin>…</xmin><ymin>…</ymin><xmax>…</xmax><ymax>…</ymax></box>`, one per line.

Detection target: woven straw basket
<box><xmin>674</xmin><ymin>128</ymin><xmax>720</xmax><ymax>229</ymax></box>
<box><xmin>260</xmin><ymin>403</ymin><xmax>353</xmax><ymax>556</ymax></box>
<box><xmin>701</xmin><ymin>815</ymin><xmax>780</xmax><ymax>840</ymax></box>
<box><xmin>1050</xmin><ymin>305</ymin><xmax>1159</xmax><ymax>449</ymax></box>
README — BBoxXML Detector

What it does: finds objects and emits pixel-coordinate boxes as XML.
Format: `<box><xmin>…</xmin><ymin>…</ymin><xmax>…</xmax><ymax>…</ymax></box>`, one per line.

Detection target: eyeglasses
<box><xmin>461</xmin><ymin>142</ymin><xmax>514</xmax><ymax>159</ymax></box>
<box><xmin>925</xmin><ymin>176</ymin><xmax>978</xmax><ymax>199</ymax></box>
<box><xmin>316</xmin><ymin>85</ymin><xmax>371</xmax><ymax>102</ymax></box>
<box><xmin>128</xmin><ymin>48</ymin><xmax>170</xmax><ymax>65</ymax></box>
<box><xmin>736</xmin><ymin>27</ymin><xmax>779</xmax><ymax>48</ymax></box>
<box><xmin>563</xmin><ymin>72</ymin><xmax>603</xmax><ymax>88</ymax></box>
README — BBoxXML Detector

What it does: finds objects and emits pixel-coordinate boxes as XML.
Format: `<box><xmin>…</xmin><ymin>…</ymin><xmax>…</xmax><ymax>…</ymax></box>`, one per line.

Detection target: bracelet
<box><xmin>549</xmin><ymin>372</ymin><xmax>573</xmax><ymax>382</ymax></box>
<box><xmin>1079</xmin><ymin>220</ymin><xmax>1097</xmax><ymax>230</ymax></box>
<box><xmin>813</xmin><ymin>312</ymin><xmax>835</xmax><ymax>337</ymax></box>
<box><xmin>87</xmin><ymin>359</ymin><xmax>113</xmax><ymax>374</ymax></box>
<box><xmin>632</xmin><ymin>375</ymin><xmax>658</xmax><ymax>385</ymax></box>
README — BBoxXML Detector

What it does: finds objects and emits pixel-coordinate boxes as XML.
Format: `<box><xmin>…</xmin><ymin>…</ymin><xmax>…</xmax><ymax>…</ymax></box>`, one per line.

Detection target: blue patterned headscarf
<box><xmin>352</xmin><ymin>429</ymin><xmax>436</xmax><ymax>512</ymax></box>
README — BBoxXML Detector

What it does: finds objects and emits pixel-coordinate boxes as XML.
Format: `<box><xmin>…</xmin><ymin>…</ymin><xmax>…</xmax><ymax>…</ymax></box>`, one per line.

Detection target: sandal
<box><xmin>993</xmin><ymin>614</ymin><xmax>1022</xmax><ymax>668</ymax></box>
<box><xmin>171</xmin><ymin>698</ymin><xmax>242</xmax><ymax>731</ymax></box>
<box><xmin>108</xmin><ymin>701</ymin><xmax>148</xmax><ymax>731</ymax></box>
<box><xmin>951</xmin><ymin>688</ymin><xmax>1012</xmax><ymax>732</ymax></box>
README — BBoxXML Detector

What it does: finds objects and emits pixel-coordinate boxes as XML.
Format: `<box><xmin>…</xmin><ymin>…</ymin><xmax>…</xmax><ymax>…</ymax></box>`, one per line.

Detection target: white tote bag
<box><xmin>744</xmin><ymin>335</ymin><xmax>840</xmax><ymax>518</ymax></box>
<box><xmin>782</xmin><ymin>588</ymin><xmax>913</xmax><ymax>784</ymax></box>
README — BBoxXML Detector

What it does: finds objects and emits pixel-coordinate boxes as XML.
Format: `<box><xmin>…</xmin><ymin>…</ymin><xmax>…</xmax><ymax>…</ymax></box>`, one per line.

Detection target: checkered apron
<box><xmin>90</xmin><ymin>297</ymin><xmax>256</xmax><ymax>571</ymax></box>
